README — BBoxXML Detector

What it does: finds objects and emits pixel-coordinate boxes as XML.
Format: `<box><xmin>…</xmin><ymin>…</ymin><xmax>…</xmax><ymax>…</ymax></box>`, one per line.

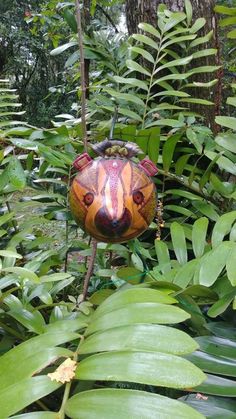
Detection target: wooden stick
<box><xmin>82</xmin><ymin>239</ymin><xmax>97</xmax><ymax>300</ymax></box>
<box><xmin>75</xmin><ymin>0</ymin><xmax>88</xmax><ymax>152</ymax></box>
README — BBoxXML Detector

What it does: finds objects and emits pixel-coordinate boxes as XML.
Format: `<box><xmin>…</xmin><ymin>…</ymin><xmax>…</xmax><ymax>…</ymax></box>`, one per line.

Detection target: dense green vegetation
<box><xmin>0</xmin><ymin>0</ymin><xmax>236</xmax><ymax>418</ymax></box>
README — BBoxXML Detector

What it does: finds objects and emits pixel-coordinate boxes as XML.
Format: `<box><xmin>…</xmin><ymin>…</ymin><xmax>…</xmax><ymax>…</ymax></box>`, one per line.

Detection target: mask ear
<box><xmin>73</xmin><ymin>152</ymin><xmax>92</xmax><ymax>171</ymax></box>
<box><xmin>138</xmin><ymin>158</ymin><xmax>158</xmax><ymax>176</ymax></box>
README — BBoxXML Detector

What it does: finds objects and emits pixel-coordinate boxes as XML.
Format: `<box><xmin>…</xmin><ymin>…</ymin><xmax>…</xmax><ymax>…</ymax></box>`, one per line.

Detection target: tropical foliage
<box><xmin>0</xmin><ymin>0</ymin><xmax>236</xmax><ymax>417</ymax></box>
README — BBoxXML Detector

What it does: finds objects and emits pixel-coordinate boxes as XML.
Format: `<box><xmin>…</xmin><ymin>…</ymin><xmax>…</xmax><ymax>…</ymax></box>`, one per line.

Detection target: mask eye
<box><xmin>133</xmin><ymin>190</ymin><xmax>144</xmax><ymax>205</ymax></box>
<box><xmin>83</xmin><ymin>192</ymin><xmax>94</xmax><ymax>206</ymax></box>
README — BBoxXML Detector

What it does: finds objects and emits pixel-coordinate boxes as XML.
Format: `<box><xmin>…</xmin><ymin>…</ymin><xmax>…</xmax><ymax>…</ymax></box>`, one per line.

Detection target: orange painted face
<box><xmin>69</xmin><ymin>155</ymin><xmax>157</xmax><ymax>243</ymax></box>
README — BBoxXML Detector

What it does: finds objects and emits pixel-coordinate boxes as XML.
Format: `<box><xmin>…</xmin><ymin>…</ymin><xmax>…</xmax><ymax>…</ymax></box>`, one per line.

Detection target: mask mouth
<box><xmin>94</xmin><ymin>207</ymin><xmax>132</xmax><ymax>238</ymax></box>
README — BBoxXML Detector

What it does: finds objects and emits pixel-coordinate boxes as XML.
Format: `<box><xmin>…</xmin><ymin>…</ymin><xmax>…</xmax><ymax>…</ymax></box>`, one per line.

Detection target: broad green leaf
<box><xmin>0</xmin><ymin>346</ymin><xmax>71</xmax><ymax>390</ymax></box>
<box><xmin>152</xmin><ymin>73</ymin><xmax>191</xmax><ymax>86</ymax></box>
<box><xmin>216</xmin><ymin>133</ymin><xmax>236</xmax><ymax>153</ymax></box>
<box><xmin>181</xmin><ymin>394</ymin><xmax>236</xmax><ymax>418</ymax></box>
<box><xmin>132</xmin><ymin>34</ymin><xmax>158</xmax><ymax>51</ymax></box>
<box><xmin>126</xmin><ymin>60</ymin><xmax>151</xmax><ymax>77</ymax></box>
<box><xmin>221</xmin><ymin>17</ymin><xmax>236</xmax><ymax>27</ymax></box>
<box><xmin>0</xmin><ymin>376</ymin><xmax>61</xmax><ymax>417</ymax></box>
<box><xmin>173</xmin><ymin>259</ymin><xmax>199</xmax><ymax>288</ymax></box>
<box><xmin>155</xmin><ymin>240</ymin><xmax>171</xmax><ymax>273</ymax></box>
<box><xmin>227</xmin><ymin>97</ymin><xmax>236</xmax><ymax>107</ymax></box>
<box><xmin>214</xmin><ymin>5</ymin><xmax>236</xmax><ymax>15</ymax></box>
<box><xmin>188</xmin><ymin>65</ymin><xmax>220</xmax><ymax>76</ymax></box>
<box><xmin>192</xmin><ymin>49</ymin><xmax>217</xmax><ymax>60</ymax></box>
<box><xmin>199</xmin><ymin>242</ymin><xmax>233</xmax><ymax>286</ymax></box>
<box><xmin>80</xmin><ymin>324</ymin><xmax>198</xmax><ymax>355</ymax></box>
<box><xmin>138</xmin><ymin>22</ymin><xmax>161</xmax><ymax>38</ymax></box>
<box><xmin>11</xmin><ymin>414</ymin><xmax>58</xmax><ymax>419</ymax></box>
<box><xmin>148</xmin><ymin>126</ymin><xmax>160</xmax><ymax>163</ymax></box>
<box><xmin>215</xmin><ymin>116</ymin><xmax>236</xmax><ymax>130</ymax></box>
<box><xmin>86</xmin><ymin>303</ymin><xmax>190</xmax><ymax>335</ymax></box>
<box><xmin>0</xmin><ymin>212</ymin><xmax>15</xmax><ymax>226</ymax></box>
<box><xmin>226</xmin><ymin>246</ymin><xmax>236</xmax><ymax>286</ymax></box>
<box><xmin>162</xmin><ymin>133</ymin><xmax>182</xmax><ymax>171</ymax></box>
<box><xmin>206</xmin><ymin>322</ymin><xmax>236</xmax><ymax>341</ymax></box>
<box><xmin>146</xmin><ymin>119</ymin><xmax>185</xmax><ymax>128</ymax></box>
<box><xmin>1</xmin><ymin>267</ymin><xmax>39</xmax><ymax>282</ymax></box>
<box><xmin>190</xmin><ymin>30</ymin><xmax>213</xmax><ymax>47</ymax></box>
<box><xmin>93</xmin><ymin>288</ymin><xmax>176</xmax><ymax>319</ymax></box>
<box><xmin>162</xmin><ymin>34</ymin><xmax>196</xmax><ymax>49</ymax></box>
<box><xmin>76</xmin><ymin>351</ymin><xmax>205</xmax><ymax>388</ymax></box>
<box><xmin>181</xmin><ymin>98</ymin><xmax>214</xmax><ymax>105</ymax></box>
<box><xmin>158</xmin><ymin>56</ymin><xmax>193</xmax><ymax>72</ymax></box>
<box><xmin>187</xmin><ymin>350</ymin><xmax>236</xmax><ymax>377</ymax></box>
<box><xmin>113</xmin><ymin>76</ymin><xmax>148</xmax><ymax>91</ymax></box>
<box><xmin>7</xmin><ymin>157</ymin><xmax>26</xmax><ymax>189</ymax></box>
<box><xmin>65</xmin><ymin>389</ymin><xmax>204</xmax><ymax>419</ymax></box>
<box><xmin>186</xmin><ymin>127</ymin><xmax>202</xmax><ymax>153</ymax></box>
<box><xmin>40</xmin><ymin>273</ymin><xmax>74</xmax><ymax>282</ymax></box>
<box><xmin>103</xmin><ymin>88</ymin><xmax>145</xmax><ymax>107</ymax></box>
<box><xmin>50</xmin><ymin>41</ymin><xmax>77</xmax><ymax>56</ymax></box>
<box><xmin>192</xmin><ymin>217</ymin><xmax>209</xmax><ymax>258</ymax></box>
<box><xmin>211</xmin><ymin>211</ymin><xmax>236</xmax><ymax>248</ymax></box>
<box><xmin>196</xmin><ymin>373</ymin><xmax>236</xmax><ymax>397</ymax></box>
<box><xmin>185</xmin><ymin>0</ymin><xmax>192</xmax><ymax>25</ymax></box>
<box><xmin>8</xmin><ymin>308</ymin><xmax>46</xmax><ymax>334</ymax></box>
<box><xmin>171</xmin><ymin>222</ymin><xmax>187</xmax><ymax>265</ymax></box>
<box><xmin>192</xmin><ymin>201</ymin><xmax>219</xmax><ymax>222</ymax></box>
<box><xmin>118</xmin><ymin>107</ymin><xmax>142</xmax><ymax>121</ymax></box>
<box><xmin>207</xmin><ymin>291</ymin><xmax>236</xmax><ymax>318</ymax></box>
<box><xmin>130</xmin><ymin>46</ymin><xmax>154</xmax><ymax>63</ymax></box>
<box><xmin>163</xmin><ymin>12</ymin><xmax>187</xmax><ymax>32</ymax></box>
<box><xmin>196</xmin><ymin>336</ymin><xmax>236</xmax><ymax>359</ymax></box>
<box><xmin>0</xmin><ymin>250</ymin><xmax>22</xmax><ymax>259</ymax></box>
<box><xmin>228</xmin><ymin>29</ymin><xmax>236</xmax><ymax>39</ymax></box>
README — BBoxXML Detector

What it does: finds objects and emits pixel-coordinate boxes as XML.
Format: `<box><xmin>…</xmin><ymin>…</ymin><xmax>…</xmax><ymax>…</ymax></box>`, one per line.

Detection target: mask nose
<box><xmin>95</xmin><ymin>207</ymin><xmax>132</xmax><ymax>238</ymax></box>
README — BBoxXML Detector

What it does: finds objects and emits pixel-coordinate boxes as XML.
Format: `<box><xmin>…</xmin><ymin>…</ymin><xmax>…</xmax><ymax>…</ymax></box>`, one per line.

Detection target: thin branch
<box><xmin>96</xmin><ymin>4</ymin><xmax>119</xmax><ymax>33</ymax></box>
<box><xmin>75</xmin><ymin>0</ymin><xmax>88</xmax><ymax>152</ymax></box>
<box><xmin>82</xmin><ymin>239</ymin><xmax>97</xmax><ymax>301</ymax></box>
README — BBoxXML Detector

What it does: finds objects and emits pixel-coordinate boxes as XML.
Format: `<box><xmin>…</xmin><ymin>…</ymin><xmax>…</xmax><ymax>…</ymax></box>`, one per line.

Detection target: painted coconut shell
<box><xmin>69</xmin><ymin>154</ymin><xmax>157</xmax><ymax>243</ymax></box>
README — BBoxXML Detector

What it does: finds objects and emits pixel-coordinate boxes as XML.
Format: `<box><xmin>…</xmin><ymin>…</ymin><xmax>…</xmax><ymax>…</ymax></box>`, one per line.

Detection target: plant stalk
<box><xmin>75</xmin><ymin>0</ymin><xmax>88</xmax><ymax>152</ymax></box>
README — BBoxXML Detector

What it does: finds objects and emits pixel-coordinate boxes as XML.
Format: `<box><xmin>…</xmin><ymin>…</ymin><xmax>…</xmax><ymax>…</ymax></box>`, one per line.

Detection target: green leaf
<box><xmin>185</xmin><ymin>0</ymin><xmax>193</xmax><ymax>25</ymax></box>
<box><xmin>0</xmin><ymin>376</ymin><xmax>61</xmax><ymax>417</ymax></box>
<box><xmin>158</xmin><ymin>56</ymin><xmax>193</xmax><ymax>72</ymax></box>
<box><xmin>174</xmin><ymin>259</ymin><xmax>199</xmax><ymax>288</ymax></box>
<box><xmin>1</xmin><ymin>267</ymin><xmax>39</xmax><ymax>282</ymax></box>
<box><xmin>80</xmin><ymin>324</ymin><xmax>198</xmax><ymax>355</ymax></box>
<box><xmin>181</xmin><ymin>98</ymin><xmax>214</xmax><ymax>105</ymax></box>
<box><xmin>192</xmin><ymin>201</ymin><xmax>219</xmax><ymax>222</ymax></box>
<box><xmin>8</xmin><ymin>308</ymin><xmax>46</xmax><ymax>334</ymax></box>
<box><xmin>228</xmin><ymin>29</ymin><xmax>236</xmax><ymax>39</ymax></box>
<box><xmin>227</xmin><ymin>97</ymin><xmax>236</xmax><ymax>108</ymax></box>
<box><xmin>132</xmin><ymin>34</ymin><xmax>158</xmax><ymax>51</ymax></box>
<box><xmin>187</xmin><ymin>350</ymin><xmax>236</xmax><ymax>377</ymax></box>
<box><xmin>181</xmin><ymin>394</ymin><xmax>236</xmax><ymax>418</ymax></box>
<box><xmin>65</xmin><ymin>389</ymin><xmax>205</xmax><ymax>419</ymax></box>
<box><xmin>199</xmin><ymin>242</ymin><xmax>233</xmax><ymax>286</ymax></box>
<box><xmin>7</xmin><ymin>157</ymin><xmax>26</xmax><ymax>190</ymax></box>
<box><xmin>11</xmin><ymin>414</ymin><xmax>58</xmax><ymax>419</ymax></box>
<box><xmin>138</xmin><ymin>22</ymin><xmax>161</xmax><ymax>38</ymax></box>
<box><xmin>50</xmin><ymin>41</ymin><xmax>77</xmax><ymax>56</ymax></box>
<box><xmin>216</xmin><ymin>133</ymin><xmax>236</xmax><ymax>153</ymax></box>
<box><xmin>94</xmin><ymin>288</ymin><xmax>176</xmax><ymax>319</ymax></box>
<box><xmin>155</xmin><ymin>240</ymin><xmax>171</xmax><ymax>274</ymax></box>
<box><xmin>117</xmin><ymin>107</ymin><xmax>142</xmax><ymax>121</ymax></box>
<box><xmin>104</xmin><ymin>88</ymin><xmax>145</xmax><ymax>107</ymax></box>
<box><xmin>226</xmin><ymin>246</ymin><xmax>236</xmax><ymax>286</ymax></box>
<box><xmin>215</xmin><ymin>116</ymin><xmax>236</xmax><ymax>130</ymax></box>
<box><xmin>130</xmin><ymin>46</ymin><xmax>154</xmax><ymax>63</ymax></box>
<box><xmin>86</xmin><ymin>303</ymin><xmax>190</xmax><ymax>335</ymax></box>
<box><xmin>192</xmin><ymin>49</ymin><xmax>217</xmax><ymax>60</ymax></box>
<box><xmin>196</xmin><ymin>336</ymin><xmax>236</xmax><ymax>359</ymax></box>
<box><xmin>113</xmin><ymin>76</ymin><xmax>148</xmax><ymax>91</ymax></box>
<box><xmin>207</xmin><ymin>290</ymin><xmax>236</xmax><ymax>318</ymax></box>
<box><xmin>163</xmin><ymin>133</ymin><xmax>182</xmax><ymax>171</ymax></box>
<box><xmin>76</xmin><ymin>351</ymin><xmax>205</xmax><ymax>389</ymax></box>
<box><xmin>0</xmin><ymin>250</ymin><xmax>22</xmax><ymax>259</ymax></box>
<box><xmin>214</xmin><ymin>5</ymin><xmax>236</xmax><ymax>15</ymax></box>
<box><xmin>190</xmin><ymin>30</ymin><xmax>213</xmax><ymax>47</ymax></box>
<box><xmin>192</xmin><ymin>217</ymin><xmax>209</xmax><ymax>258</ymax></box>
<box><xmin>196</xmin><ymin>373</ymin><xmax>236</xmax><ymax>397</ymax></box>
<box><xmin>171</xmin><ymin>222</ymin><xmax>187</xmax><ymax>265</ymax></box>
<box><xmin>211</xmin><ymin>211</ymin><xmax>236</xmax><ymax>248</ymax></box>
<box><xmin>186</xmin><ymin>127</ymin><xmax>202</xmax><ymax>153</ymax></box>
<box><xmin>126</xmin><ymin>59</ymin><xmax>151</xmax><ymax>77</ymax></box>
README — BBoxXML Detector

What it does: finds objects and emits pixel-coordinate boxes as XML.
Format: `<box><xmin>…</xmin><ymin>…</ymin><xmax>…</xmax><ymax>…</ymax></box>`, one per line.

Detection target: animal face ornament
<box><xmin>69</xmin><ymin>141</ymin><xmax>158</xmax><ymax>243</ymax></box>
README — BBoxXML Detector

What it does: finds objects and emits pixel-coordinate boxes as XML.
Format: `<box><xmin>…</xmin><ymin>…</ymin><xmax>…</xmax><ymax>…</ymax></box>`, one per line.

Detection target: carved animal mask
<box><xmin>69</xmin><ymin>145</ymin><xmax>158</xmax><ymax>243</ymax></box>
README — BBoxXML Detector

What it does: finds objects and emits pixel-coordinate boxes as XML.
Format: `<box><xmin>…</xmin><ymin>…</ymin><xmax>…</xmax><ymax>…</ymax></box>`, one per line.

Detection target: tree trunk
<box><xmin>125</xmin><ymin>0</ymin><xmax>221</xmax><ymax>132</ymax></box>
